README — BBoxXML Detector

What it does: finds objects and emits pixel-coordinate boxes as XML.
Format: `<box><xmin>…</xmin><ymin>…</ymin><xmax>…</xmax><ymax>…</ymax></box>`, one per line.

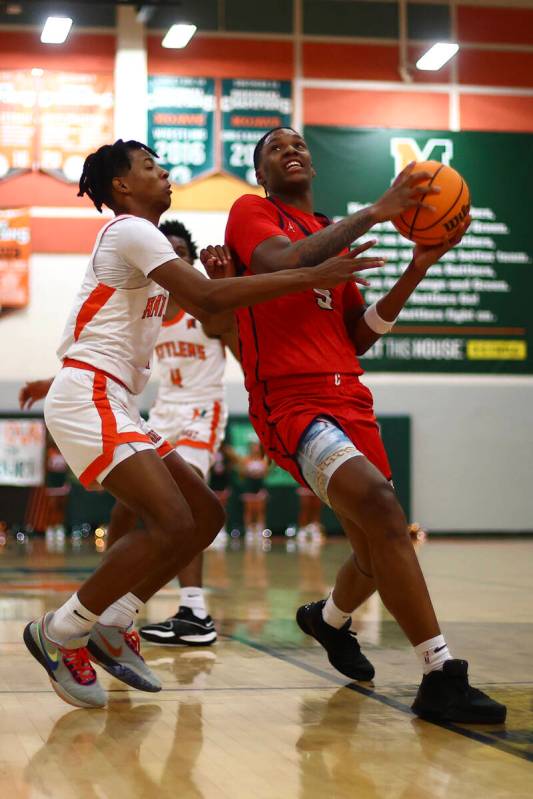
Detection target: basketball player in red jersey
<box><xmin>21</xmin><ymin>139</ymin><xmax>386</xmax><ymax>709</ymax></box>
<box><xmin>202</xmin><ymin>126</ymin><xmax>505</xmax><ymax>724</ymax></box>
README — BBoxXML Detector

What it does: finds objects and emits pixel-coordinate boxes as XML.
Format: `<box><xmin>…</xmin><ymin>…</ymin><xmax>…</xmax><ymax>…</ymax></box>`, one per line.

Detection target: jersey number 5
<box><xmin>313</xmin><ymin>289</ymin><xmax>334</xmax><ymax>310</ymax></box>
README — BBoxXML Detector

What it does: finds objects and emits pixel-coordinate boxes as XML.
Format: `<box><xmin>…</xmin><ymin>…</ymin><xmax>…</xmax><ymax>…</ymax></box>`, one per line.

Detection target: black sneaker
<box><xmin>296</xmin><ymin>599</ymin><xmax>375</xmax><ymax>681</ymax></box>
<box><xmin>139</xmin><ymin>607</ymin><xmax>217</xmax><ymax>647</ymax></box>
<box><xmin>412</xmin><ymin>659</ymin><xmax>507</xmax><ymax>724</ymax></box>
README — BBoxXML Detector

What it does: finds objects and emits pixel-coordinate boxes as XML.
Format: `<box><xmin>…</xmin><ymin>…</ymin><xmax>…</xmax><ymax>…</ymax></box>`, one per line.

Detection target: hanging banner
<box><xmin>148</xmin><ymin>76</ymin><xmax>216</xmax><ymax>185</ymax></box>
<box><xmin>38</xmin><ymin>71</ymin><xmax>114</xmax><ymax>183</ymax></box>
<box><xmin>0</xmin><ymin>209</ymin><xmax>30</xmax><ymax>308</ymax></box>
<box><xmin>0</xmin><ymin>70</ymin><xmax>37</xmax><ymax>179</ymax></box>
<box><xmin>304</xmin><ymin>126</ymin><xmax>533</xmax><ymax>374</ymax></box>
<box><xmin>0</xmin><ymin>419</ymin><xmax>45</xmax><ymax>487</ymax></box>
<box><xmin>221</xmin><ymin>79</ymin><xmax>292</xmax><ymax>184</ymax></box>
<box><xmin>0</xmin><ymin>70</ymin><xmax>113</xmax><ymax>184</ymax></box>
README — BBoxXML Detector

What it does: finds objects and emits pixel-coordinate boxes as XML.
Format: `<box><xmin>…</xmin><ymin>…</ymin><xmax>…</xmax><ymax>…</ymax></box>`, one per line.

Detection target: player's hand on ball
<box><xmin>410</xmin><ymin>216</ymin><xmax>471</xmax><ymax>275</ymax></box>
<box><xmin>314</xmin><ymin>240</ymin><xmax>385</xmax><ymax>289</ymax></box>
<box><xmin>200</xmin><ymin>245</ymin><xmax>236</xmax><ymax>279</ymax></box>
<box><xmin>371</xmin><ymin>161</ymin><xmax>439</xmax><ymax>223</ymax></box>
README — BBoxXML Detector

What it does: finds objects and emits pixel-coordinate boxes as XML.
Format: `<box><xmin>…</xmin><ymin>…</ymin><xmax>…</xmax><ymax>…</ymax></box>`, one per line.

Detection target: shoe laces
<box><xmin>124</xmin><ymin>628</ymin><xmax>144</xmax><ymax>660</ymax></box>
<box><xmin>61</xmin><ymin>646</ymin><xmax>97</xmax><ymax>685</ymax></box>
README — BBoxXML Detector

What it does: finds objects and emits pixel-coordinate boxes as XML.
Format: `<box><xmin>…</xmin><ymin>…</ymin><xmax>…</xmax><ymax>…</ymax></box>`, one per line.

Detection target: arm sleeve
<box><xmin>114</xmin><ymin>218</ymin><xmax>177</xmax><ymax>277</ymax></box>
<box><xmin>225</xmin><ymin>195</ymin><xmax>289</xmax><ymax>267</ymax></box>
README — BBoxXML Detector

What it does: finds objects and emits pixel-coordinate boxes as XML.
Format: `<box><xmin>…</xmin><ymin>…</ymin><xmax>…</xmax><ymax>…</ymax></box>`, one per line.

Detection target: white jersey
<box><xmin>57</xmin><ymin>215</ymin><xmax>176</xmax><ymax>394</ymax></box>
<box><xmin>154</xmin><ymin>309</ymin><xmax>226</xmax><ymax>404</ymax></box>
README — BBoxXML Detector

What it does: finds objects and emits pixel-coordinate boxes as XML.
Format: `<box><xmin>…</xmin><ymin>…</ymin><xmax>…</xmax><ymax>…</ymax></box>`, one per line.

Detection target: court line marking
<box><xmin>0</xmin><ymin>685</ymin><xmax>337</xmax><ymax>696</ymax></box>
<box><xmin>231</xmin><ymin>634</ymin><xmax>533</xmax><ymax>765</ymax></box>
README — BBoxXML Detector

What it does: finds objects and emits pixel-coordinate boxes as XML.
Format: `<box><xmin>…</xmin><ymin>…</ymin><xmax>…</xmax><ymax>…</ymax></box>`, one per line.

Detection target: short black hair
<box><xmin>252</xmin><ymin>126</ymin><xmax>300</xmax><ymax>171</ymax></box>
<box><xmin>78</xmin><ymin>139</ymin><xmax>158</xmax><ymax>213</ymax></box>
<box><xmin>159</xmin><ymin>219</ymin><xmax>198</xmax><ymax>261</ymax></box>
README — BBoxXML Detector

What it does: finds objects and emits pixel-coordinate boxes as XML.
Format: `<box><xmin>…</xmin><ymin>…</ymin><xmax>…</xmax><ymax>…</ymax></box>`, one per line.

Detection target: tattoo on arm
<box><xmin>292</xmin><ymin>207</ymin><xmax>376</xmax><ymax>267</ymax></box>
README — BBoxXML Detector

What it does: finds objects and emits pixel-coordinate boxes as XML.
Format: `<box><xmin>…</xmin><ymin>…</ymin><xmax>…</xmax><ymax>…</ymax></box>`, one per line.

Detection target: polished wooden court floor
<box><xmin>0</xmin><ymin>533</ymin><xmax>531</xmax><ymax>798</ymax></box>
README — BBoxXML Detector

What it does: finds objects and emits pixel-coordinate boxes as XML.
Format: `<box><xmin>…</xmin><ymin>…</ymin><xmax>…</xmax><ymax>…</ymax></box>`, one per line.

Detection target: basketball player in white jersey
<box><xmin>21</xmin><ymin>138</ymin><xmax>382</xmax><ymax>708</ymax></box>
<box><xmin>21</xmin><ymin>219</ymin><xmax>235</xmax><ymax>647</ymax></box>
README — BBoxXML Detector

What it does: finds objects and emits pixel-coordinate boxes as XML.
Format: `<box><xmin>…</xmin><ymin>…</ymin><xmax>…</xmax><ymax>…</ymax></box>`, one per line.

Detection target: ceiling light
<box><xmin>162</xmin><ymin>24</ymin><xmax>197</xmax><ymax>49</ymax></box>
<box><xmin>41</xmin><ymin>16</ymin><xmax>73</xmax><ymax>45</ymax></box>
<box><xmin>416</xmin><ymin>42</ymin><xmax>459</xmax><ymax>71</ymax></box>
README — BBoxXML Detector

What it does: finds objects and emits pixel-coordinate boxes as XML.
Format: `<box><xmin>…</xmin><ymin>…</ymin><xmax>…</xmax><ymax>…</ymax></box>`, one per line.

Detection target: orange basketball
<box><xmin>392</xmin><ymin>160</ymin><xmax>470</xmax><ymax>246</ymax></box>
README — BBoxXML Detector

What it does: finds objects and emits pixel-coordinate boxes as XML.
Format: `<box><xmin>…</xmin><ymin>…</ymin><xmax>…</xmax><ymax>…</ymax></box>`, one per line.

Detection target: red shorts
<box><xmin>248</xmin><ymin>373</ymin><xmax>392</xmax><ymax>487</ymax></box>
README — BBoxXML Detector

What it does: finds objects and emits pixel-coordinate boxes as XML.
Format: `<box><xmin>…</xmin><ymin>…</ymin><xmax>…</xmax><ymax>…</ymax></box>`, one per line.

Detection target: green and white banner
<box><xmin>148</xmin><ymin>76</ymin><xmax>216</xmax><ymax>184</ymax></box>
<box><xmin>221</xmin><ymin>79</ymin><xmax>292</xmax><ymax>184</ymax></box>
<box><xmin>304</xmin><ymin>126</ymin><xmax>533</xmax><ymax>374</ymax></box>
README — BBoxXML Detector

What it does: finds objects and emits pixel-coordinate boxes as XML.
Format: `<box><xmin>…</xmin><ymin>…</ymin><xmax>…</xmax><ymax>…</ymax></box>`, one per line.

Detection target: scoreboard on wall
<box><xmin>304</xmin><ymin>127</ymin><xmax>533</xmax><ymax>375</ymax></box>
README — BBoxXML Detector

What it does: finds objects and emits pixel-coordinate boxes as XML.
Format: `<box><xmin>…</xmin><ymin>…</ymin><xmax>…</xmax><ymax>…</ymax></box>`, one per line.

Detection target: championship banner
<box><xmin>304</xmin><ymin>126</ymin><xmax>533</xmax><ymax>374</ymax></box>
<box><xmin>0</xmin><ymin>70</ymin><xmax>37</xmax><ymax>179</ymax></box>
<box><xmin>221</xmin><ymin>79</ymin><xmax>292</xmax><ymax>184</ymax></box>
<box><xmin>0</xmin><ymin>419</ymin><xmax>45</xmax><ymax>487</ymax></box>
<box><xmin>38</xmin><ymin>71</ymin><xmax>114</xmax><ymax>183</ymax></box>
<box><xmin>148</xmin><ymin>76</ymin><xmax>216</xmax><ymax>185</ymax></box>
<box><xmin>0</xmin><ymin>70</ymin><xmax>113</xmax><ymax>183</ymax></box>
<box><xmin>0</xmin><ymin>209</ymin><xmax>30</xmax><ymax>308</ymax></box>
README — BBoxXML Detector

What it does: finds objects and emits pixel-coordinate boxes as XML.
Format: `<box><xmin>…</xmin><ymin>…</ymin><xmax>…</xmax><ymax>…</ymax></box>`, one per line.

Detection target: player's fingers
<box><xmin>350</xmin><ymin>239</ymin><xmax>377</xmax><ymax>256</ymax></box>
<box><xmin>213</xmin><ymin>245</ymin><xmax>227</xmax><ymax>262</ymax></box>
<box><xmin>405</xmin><ymin>194</ymin><xmax>437</xmax><ymax>211</ymax></box>
<box><xmin>408</xmin><ymin>170</ymin><xmax>434</xmax><ymax>186</ymax></box>
<box><xmin>351</xmin><ymin>258</ymin><xmax>386</xmax><ymax>273</ymax></box>
<box><xmin>352</xmin><ymin>276</ymin><xmax>371</xmax><ymax>286</ymax></box>
<box><xmin>200</xmin><ymin>245</ymin><xmax>219</xmax><ymax>259</ymax></box>
<box><xmin>393</xmin><ymin>161</ymin><xmax>415</xmax><ymax>186</ymax></box>
<box><xmin>413</xmin><ymin>184</ymin><xmax>440</xmax><ymax>197</ymax></box>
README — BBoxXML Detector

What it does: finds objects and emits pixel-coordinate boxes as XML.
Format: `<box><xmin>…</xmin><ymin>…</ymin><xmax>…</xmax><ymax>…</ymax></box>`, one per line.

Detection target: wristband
<box><xmin>363</xmin><ymin>302</ymin><xmax>396</xmax><ymax>335</ymax></box>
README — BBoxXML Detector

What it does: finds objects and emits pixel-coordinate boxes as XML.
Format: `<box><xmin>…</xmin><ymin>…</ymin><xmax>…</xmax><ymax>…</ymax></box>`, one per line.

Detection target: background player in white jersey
<box><xmin>21</xmin><ymin>138</ymin><xmax>381</xmax><ymax>709</ymax></box>
<box><xmin>110</xmin><ymin>219</ymin><xmax>237</xmax><ymax>646</ymax></box>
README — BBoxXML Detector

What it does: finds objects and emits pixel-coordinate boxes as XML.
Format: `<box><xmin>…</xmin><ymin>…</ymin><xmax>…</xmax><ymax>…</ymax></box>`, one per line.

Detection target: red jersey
<box><xmin>225</xmin><ymin>194</ymin><xmax>365</xmax><ymax>393</ymax></box>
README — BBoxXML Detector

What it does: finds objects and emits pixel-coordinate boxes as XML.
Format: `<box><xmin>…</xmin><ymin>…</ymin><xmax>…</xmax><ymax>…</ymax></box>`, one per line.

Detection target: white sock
<box><xmin>180</xmin><ymin>586</ymin><xmax>207</xmax><ymax>619</ymax></box>
<box><xmin>99</xmin><ymin>592</ymin><xmax>144</xmax><ymax>630</ymax></box>
<box><xmin>47</xmin><ymin>593</ymin><xmax>99</xmax><ymax>646</ymax></box>
<box><xmin>322</xmin><ymin>593</ymin><xmax>351</xmax><ymax>629</ymax></box>
<box><xmin>415</xmin><ymin>634</ymin><xmax>452</xmax><ymax>675</ymax></box>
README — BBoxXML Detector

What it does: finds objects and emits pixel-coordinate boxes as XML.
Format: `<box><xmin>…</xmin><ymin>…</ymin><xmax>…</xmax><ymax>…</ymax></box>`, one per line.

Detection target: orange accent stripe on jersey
<box><xmin>162</xmin><ymin>309</ymin><xmax>186</xmax><ymax>327</ymax></box>
<box><xmin>175</xmin><ymin>400</ymin><xmax>222</xmax><ymax>453</ymax></box>
<box><xmin>78</xmin><ymin>373</ymin><xmax>152</xmax><ymax>487</ymax></box>
<box><xmin>74</xmin><ymin>283</ymin><xmax>115</xmax><ymax>341</ymax></box>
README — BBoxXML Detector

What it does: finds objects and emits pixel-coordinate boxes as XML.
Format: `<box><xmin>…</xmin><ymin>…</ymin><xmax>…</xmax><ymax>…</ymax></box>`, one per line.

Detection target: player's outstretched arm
<box><xmin>347</xmin><ymin>219</ymin><xmax>470</xmax><ymax>355</ymax></box>
<box><xmin>150</xmin><ymin>245</ymin><xmax>385</xmax><ymax>319</ymax></box>
<box><xmin>19</xmin><ymin>378</ymin><xmax>54</xmax><ymax>410</ymax></box>
<box><xmin>250</xmin><ymin>163</ymin><xmax>439</xmax><ymax>274</ymax></box>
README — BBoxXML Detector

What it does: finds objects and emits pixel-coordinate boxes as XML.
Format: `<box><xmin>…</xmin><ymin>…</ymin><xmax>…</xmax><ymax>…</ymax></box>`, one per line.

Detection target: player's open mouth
<box><xmin>285</xmin><ymin>160</ymin><xmax>303</xmax><ymax>172</ymax></box>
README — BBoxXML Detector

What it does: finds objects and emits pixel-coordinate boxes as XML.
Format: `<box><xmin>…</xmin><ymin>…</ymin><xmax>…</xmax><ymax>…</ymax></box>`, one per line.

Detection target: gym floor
<box><xmin>0</xmin><ymin>536</ymin><xmax>531</xmax><ymax>798</ymax></box>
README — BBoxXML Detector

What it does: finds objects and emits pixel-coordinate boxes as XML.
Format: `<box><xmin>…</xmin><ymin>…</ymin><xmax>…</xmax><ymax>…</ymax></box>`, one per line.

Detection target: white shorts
<box><xmin>44</xmin><ymin>366</ymin><xmax>173</xmax><ymax>489</ymax></box>
<box><xmin>147</xmin><ymin>397</ymin><xmax>228</xmax><ymax>480</ymax></box>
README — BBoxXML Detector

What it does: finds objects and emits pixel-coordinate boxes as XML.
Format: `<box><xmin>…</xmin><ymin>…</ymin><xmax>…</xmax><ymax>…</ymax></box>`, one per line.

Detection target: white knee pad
<box><xmin>296</xmin><ymin>417</ymin><xmax>363</xmax><ymax>506</ymax></box>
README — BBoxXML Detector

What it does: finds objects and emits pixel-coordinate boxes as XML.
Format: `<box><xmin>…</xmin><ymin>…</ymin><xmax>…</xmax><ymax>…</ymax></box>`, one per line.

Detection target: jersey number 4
<box><xmin>170</xmin><ymin>368</ymin><xmax>183</xmax><ymax>387</ymax></box>
<box><xmin>314</xmin><ymin>289</ymin><xmax>334</xmax><ymax>310</ymax></box>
